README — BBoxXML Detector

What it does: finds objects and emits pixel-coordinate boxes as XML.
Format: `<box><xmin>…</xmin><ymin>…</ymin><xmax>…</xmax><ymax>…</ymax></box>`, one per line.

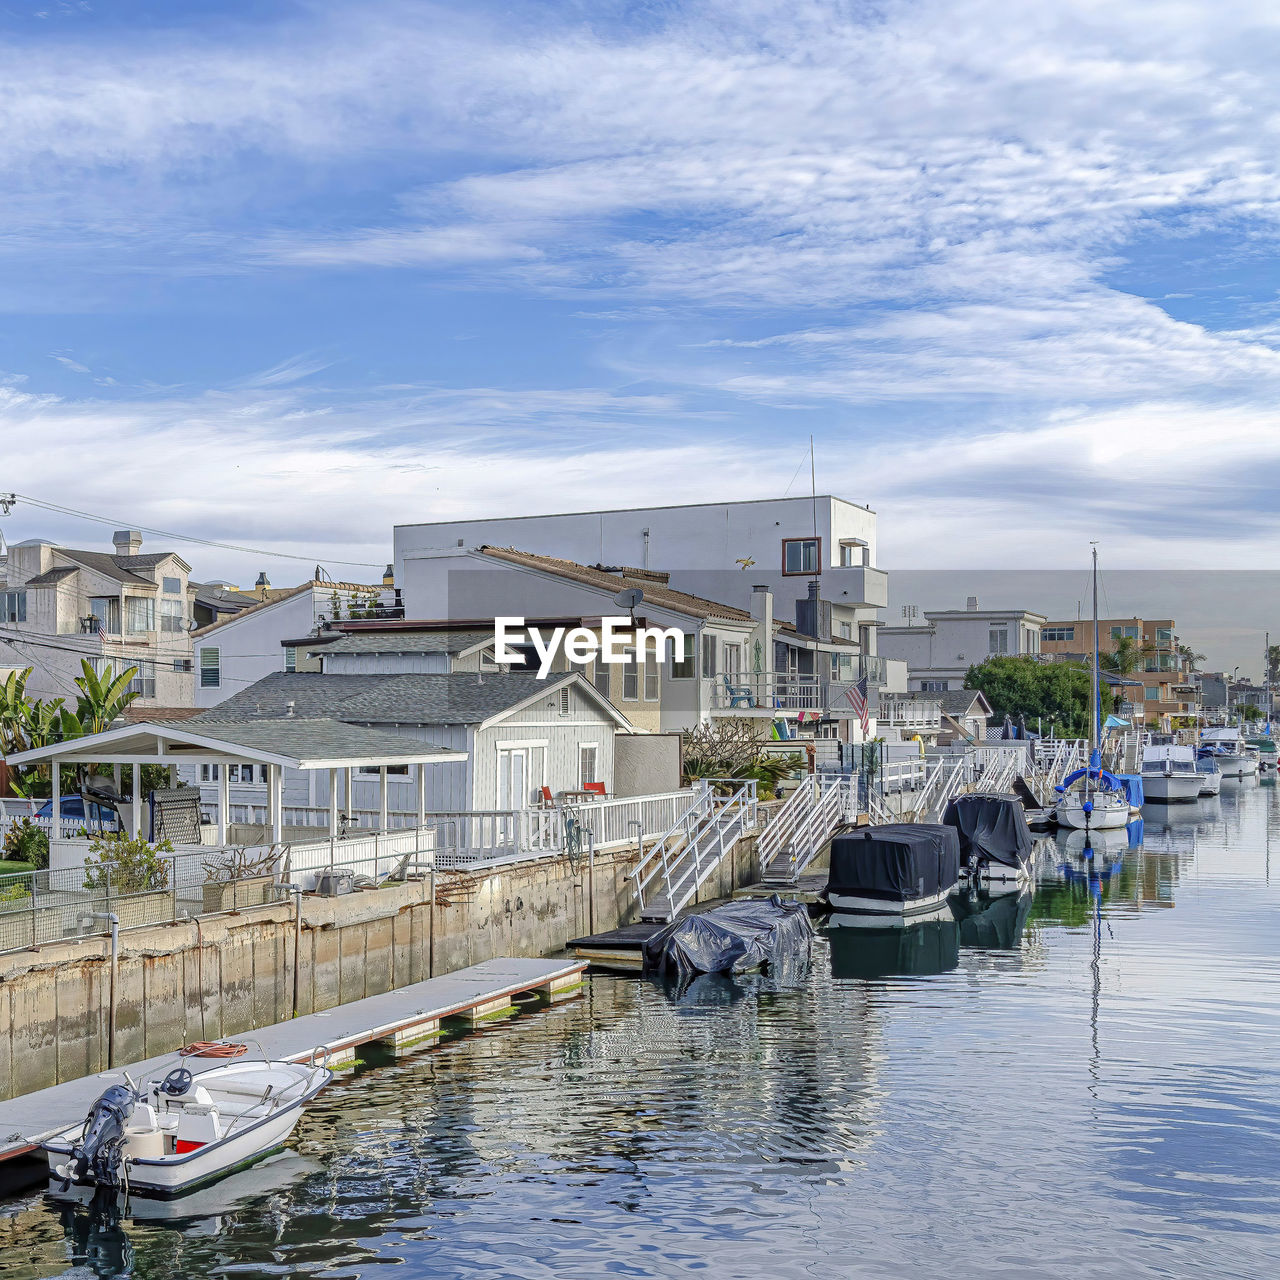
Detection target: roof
<box><xmin>4</xmin><ymin>717</ymin><xmax>464</xmax><ymax>771</ymax></box>
<box><xmin>477</xmin><ymin>546</ymin><xmax>754</xmax><ymax>623</ymax></box>
<box><xmin>939</xmin><ymin>689</ymin><xmax>993</xmax><ymax>717</ymax></box>
<box><xmin>192</xmin><ymin>580</ymin><xmax>387</xmax><ymax>638</ymax></box>
<box><xmin>191</xmin><ymin>670</ymin><xmax>629</xmax><ymax>729</ymax></box>
<box><xmin>121</xmin><ymin>705</ymin><xmax>204</xmax><ymax>725</ymax></box>
<box><xmin>315</xmin><ymin>628</ymin><xmax>492</xmax><ymax>657</ymax></box>
<box><xmin>24</xmin><ymin>565</ymin><xmax>79</xmax><ymax>587</ymax></box>
<box><xmin>53</xmin><ymin>549</ymin><xmax>154</xmax><ymax>586</ymax></box>
<box><xmin>191</xmin><ymin>582</ymin><xmax>261</xmax><ymax>611</ymax></box>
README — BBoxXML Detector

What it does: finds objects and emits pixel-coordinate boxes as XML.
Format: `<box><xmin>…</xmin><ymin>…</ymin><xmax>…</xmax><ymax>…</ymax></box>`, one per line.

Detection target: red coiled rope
<box><xmin>179</xmin><ymin>1041</ymin><xmax>248</xmax><ymax>1059</ymax></box>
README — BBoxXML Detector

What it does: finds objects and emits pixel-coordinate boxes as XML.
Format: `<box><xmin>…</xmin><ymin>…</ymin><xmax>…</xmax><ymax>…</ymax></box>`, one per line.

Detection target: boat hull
<box><xmin>1142</xmin><ymin>774</ymin><xmax>1203</xmax><ymax>803</ymax></box>
<box><xmin>1207</xmin><ymin>752</ymin><xmax>1257</xmax><ymax>777</ymax></box>
<box><xmin>826</xmin><ymin>887</ymin><xmax>952</xmax><ymax>919</ymax></box>
<box><xmin>1054</xmin><ymin>795</ymin><xmax>1130</xmax><ymax>830</ymax></box>
<box><xmin>1198</xmin><ymin>774</ymin><xmax>1222</xmax><ymax>796</ymax></box>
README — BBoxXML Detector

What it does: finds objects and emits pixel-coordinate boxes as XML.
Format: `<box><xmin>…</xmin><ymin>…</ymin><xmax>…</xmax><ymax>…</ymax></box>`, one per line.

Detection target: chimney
<box><xmin>255</xmin><ymin>571</ymin><xmax>271</xmax><ymax>600</ymax></box>
<box><xmin>113</xmin><ymin>530</ymin><xmax>142</xmax><ymax>557</ymax></box>
<box><xmin>750</xmin><ymin>584</ymin><xmax>774</xmax><ymax>662</ymax></box>
<box><xmin>795</xmin><ymin>579</ymin><xmax>831</xmax><ymax>642</ymax></box>
<box><xmin>966</xmin><ymin>596</ymin><xmax>979</xmax><ymax>611</ymax></box>
<box><xmin>382</xmin><ymin>562</ymin><xmax>395</xmax><ymax>587</ymax></box>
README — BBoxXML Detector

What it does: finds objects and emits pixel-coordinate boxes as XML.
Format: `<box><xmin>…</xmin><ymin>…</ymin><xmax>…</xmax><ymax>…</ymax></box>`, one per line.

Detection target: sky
<box><xmin>1</xmin><ymin>0</ymin><xmax>1279</xmax><ymax>605</ymax></box>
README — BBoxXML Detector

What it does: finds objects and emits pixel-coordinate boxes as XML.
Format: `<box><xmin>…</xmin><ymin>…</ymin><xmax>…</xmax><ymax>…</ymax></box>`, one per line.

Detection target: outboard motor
<box><xmin>62</xmin><ymin>1084</ymin><xmax>137</xmax><ymax>1190</ymax></box>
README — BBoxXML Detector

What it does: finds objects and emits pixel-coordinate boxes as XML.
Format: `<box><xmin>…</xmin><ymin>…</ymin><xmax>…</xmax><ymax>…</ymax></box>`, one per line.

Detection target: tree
<box><xmin>965</xmin><ymin>656</ymin><xmax>1113</xmax><ymax>739</ymax></box>
<box><xmin>1177</xmin><ymin>642</ymin><xmax>1206</xmax><ymax>673</ymax></box>
<box><xmin>1267</xmin><ymin>644</ymin><xmax>1280</xmax><ymax>684</ymax></box>
<box><xmin>1240</xmin><ymin>703</ymin><xmax>1264</xmax><ymax>722</ymax></box>
<box><xmin>74</xmin><ymin>660</ymin><xmax>140</xmax><ymax>735</ymax></box>
<box><xmin>1101</xmin><ymin>635</ymin><xmax>1143</xmax><ymax>676</ymax></box>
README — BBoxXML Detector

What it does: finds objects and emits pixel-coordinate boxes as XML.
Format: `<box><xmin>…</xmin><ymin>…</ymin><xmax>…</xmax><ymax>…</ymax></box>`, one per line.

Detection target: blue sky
<box><xmin>2</xmin><ymin>0</ymin><xmax>1280</xmax><ymax>588</ymax></box>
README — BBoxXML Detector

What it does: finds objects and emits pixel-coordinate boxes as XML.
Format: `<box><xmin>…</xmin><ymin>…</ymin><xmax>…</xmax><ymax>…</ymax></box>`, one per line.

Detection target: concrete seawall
<box><xmin>0</xmin><ymin>834</ymin><xmax>764</xmax><ymax>1100</ymax></box>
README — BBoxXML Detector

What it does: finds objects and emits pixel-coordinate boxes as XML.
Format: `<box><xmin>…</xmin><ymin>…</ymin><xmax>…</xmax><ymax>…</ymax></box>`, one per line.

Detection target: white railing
<box><xmin>631</xmin><ymin>785</ymin><xmax>717</xmax><ymax>914</ymax></box>
<box><xmin>881</xmin><ymin>758</ymin><xmax>927</xmax><ymax>792</ymax></box>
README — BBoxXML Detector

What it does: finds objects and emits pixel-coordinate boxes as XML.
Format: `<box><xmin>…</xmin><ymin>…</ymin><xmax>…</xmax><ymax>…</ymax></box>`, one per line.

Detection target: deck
<box><xmin>0</xmin><ymin>956</ymin><xmax>584</xmax><ymax>1183</ymax></box>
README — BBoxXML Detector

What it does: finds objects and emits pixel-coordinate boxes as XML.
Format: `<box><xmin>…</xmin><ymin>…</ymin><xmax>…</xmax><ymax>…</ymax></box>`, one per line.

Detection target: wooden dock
<box><xmin>0</xmin><ymin>956</ymin><xmax>584</xmax><ymax>1182</ymax></box>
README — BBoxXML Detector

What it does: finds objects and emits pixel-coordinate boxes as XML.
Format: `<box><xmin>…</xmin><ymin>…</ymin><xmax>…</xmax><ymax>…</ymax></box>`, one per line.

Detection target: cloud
<box><xmin>50</xmin><ymin>354</ymin><xmax>91</xmax><ymax>374</ymax></box>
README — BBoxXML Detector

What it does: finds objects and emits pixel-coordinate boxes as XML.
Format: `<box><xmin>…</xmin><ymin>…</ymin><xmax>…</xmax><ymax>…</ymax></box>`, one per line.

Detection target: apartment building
<box><xmin>877</xmin><ymin>600</ymin><xmax>1045</xmax><ymax>692</ymax></box>
<box><xmin>0</xmin><ymin>531</ymin><xmax>196</xmax><ymax>707</ymax></box>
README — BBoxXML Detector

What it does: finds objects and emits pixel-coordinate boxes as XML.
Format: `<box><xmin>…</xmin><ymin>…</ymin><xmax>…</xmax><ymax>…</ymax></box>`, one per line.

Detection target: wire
<box><xmin>10</xmin><ymin>493</ymin><xmax>386</xmax><ymax>570</ymax></box>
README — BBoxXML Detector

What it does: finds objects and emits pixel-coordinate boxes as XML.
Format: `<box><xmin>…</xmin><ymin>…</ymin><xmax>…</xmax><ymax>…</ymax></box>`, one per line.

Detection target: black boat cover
<box><xmin>827</xmin><ymin>824</ymin><xmax>960</xmax><ymax>904</ymax></box>
<box><xmin>942</xmin><ymin>793</ymin><xmax>1033</xmax><ymax>869</ymax></box>
<box><xmin>826</xmin><ymin>916</ymin><xmax>960</xmax><ymax>979</ymax></box>
<box><xmin>642</xmin><ymin>894</ymin><xmax>814</xmax><ymax>978</ymax></box>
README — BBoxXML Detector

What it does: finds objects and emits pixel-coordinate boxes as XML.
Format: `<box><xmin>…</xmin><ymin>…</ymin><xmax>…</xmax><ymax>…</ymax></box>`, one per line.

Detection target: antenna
<box><xmin>809</xmin><ymin>436</ymin><xmax>819</xmax><ymax>579</ymax></box>
<box><xmin>901</xmin><ymin>604</ymin><xmax>919</xmax><ymax>626</ymax></box>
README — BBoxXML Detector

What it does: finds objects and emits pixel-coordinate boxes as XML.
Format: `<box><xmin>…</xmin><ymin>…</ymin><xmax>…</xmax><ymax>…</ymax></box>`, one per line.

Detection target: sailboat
<box><xmin>1052</xmin><ymin>547</ymin><xmax>1131</xmax><ymax>832</ymax></box>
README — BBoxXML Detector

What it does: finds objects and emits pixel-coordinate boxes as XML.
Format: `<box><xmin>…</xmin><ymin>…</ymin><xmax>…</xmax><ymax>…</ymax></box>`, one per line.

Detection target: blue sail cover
<box><xmin>1055</xmin><ymin>766</ymin><xmax>1125</xmax><ymax>794</ymax></box>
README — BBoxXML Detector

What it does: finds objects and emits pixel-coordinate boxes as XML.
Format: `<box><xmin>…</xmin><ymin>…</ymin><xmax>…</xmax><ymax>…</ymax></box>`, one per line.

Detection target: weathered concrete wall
<box><xmin>0</xmin><ymin>833</ymin><xmax>764</xmax><ymax>1099</ymax></box>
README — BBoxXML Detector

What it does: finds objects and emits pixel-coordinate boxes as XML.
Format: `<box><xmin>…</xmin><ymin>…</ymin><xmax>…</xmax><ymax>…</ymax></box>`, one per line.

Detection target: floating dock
<box><xmin>0</xmin><ymin>956</ymin><xmax>584</xmax><ymax>1184</ymax></box>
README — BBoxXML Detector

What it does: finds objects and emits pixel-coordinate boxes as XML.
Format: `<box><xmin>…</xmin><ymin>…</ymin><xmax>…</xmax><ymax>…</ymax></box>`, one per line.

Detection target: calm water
<box><xmin>4</xmin><ymin>781</ymin><xmax>1279</xmax><ymax>1279</ymax></box>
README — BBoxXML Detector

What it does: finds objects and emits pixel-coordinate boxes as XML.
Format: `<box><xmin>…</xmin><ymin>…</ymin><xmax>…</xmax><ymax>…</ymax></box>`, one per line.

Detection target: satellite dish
<box><xmin>613</xmin><ymin>588</ymin><xmax>644</xmax><ymax>612</ymax></box>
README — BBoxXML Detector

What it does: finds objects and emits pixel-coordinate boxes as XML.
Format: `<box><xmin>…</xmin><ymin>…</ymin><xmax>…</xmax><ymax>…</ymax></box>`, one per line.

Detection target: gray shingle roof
<box><xmin>195</xmin><ymin>718</ymin><xmax>462</xmax><ymax>765</ymax></box>
<box><xmin>316</xmin><ymin>629</ymin><xmax>492</xmax><ymax>657</ymax></box>
<box><xmin>56</xmin><ymin>548</ymin><xmax>156</xmax><ymax>586</ymax></box>
<box><xmin>193</xmin><ymin>671</ymin><xmax>572</xmax><ymax>728</ymax></box>
<box><xmin>24</xmin><ymin>565</ymin><xmax>79</xmax><ymax>587</ymax></box>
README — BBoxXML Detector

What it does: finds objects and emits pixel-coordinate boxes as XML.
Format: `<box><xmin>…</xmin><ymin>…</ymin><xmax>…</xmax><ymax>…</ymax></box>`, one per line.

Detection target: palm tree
<box><xmin>1267</xmin><ymin>643</ymin><xmax>1280</xmax><ymax>684</ymax></box>
<box><xmin>1177</xmin><ymin>642</ymin><xmax>1206</xmax><ymax>673</ymax></box>
<box><xmin>73</xmin><ymin>660</ymin><xmax>140</xmax><ymax>735</ymax></box>
<box><xmin>1102</xmin><ymin>634</ymin><xmax>1142</xmax><ymax>676</ymax></box>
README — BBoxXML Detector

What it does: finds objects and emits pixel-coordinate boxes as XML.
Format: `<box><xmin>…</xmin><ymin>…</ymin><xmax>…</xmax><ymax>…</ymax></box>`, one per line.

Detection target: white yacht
<box><xmin>1199</xmin><ymin>728</ymin><xmax>1258</xmax><ymax>777</ymax></box>
<box><xmin>1141</xmin><ymin>744</ymin><xmax>1203</xmax><ymax>803</ymax></box>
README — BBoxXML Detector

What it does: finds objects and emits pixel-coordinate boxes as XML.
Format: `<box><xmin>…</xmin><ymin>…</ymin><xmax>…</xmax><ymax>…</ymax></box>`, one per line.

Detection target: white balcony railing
<box><xmin>707</xmin><ymin>661</ymin><xmax>887</xmax><ymax>715</ymax></box>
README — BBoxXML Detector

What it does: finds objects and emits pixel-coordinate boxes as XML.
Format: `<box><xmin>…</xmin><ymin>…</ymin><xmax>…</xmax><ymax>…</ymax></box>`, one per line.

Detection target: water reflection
<box><xmin>3</xmin><ymin>786</ymin><xmax>1279</xmax><ymax>1279</ymax></box>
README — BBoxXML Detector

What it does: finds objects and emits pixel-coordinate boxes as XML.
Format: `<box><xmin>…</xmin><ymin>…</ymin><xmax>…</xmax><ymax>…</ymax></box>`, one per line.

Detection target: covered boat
<box><xmin>44</xmin><ymin>1048</ymin><xmax>331</xmax><ymax>1199</ymax></box>
<box><xmin>825</xmin><ymin>824</ymin><xmax>961</xmax><ymax>918</ymax></box>
<box><xmin>942</xmin><ymin>792</ymin><xmax>1033</xmax><ymax>883</ymax></box>
<box><xmin>642</xmin><ymin>894</ymin><xmax>813</xmax><ymax>978</ymax></box>
<box><xmin>1141</xmin><ymin>744</ymin><xmax>1204</xmax><ymax>803</ymax></box>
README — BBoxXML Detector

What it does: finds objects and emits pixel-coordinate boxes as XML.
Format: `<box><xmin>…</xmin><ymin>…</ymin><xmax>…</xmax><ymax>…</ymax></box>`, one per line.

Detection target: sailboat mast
<box><xmin>1091</xmin><ymin>546</ymin><xmax>1100</xmax><ymax>753</ymax></box>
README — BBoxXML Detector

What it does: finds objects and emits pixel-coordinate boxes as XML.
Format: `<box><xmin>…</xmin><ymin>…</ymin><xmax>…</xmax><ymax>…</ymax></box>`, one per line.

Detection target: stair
<box><xmin>757</xmin><ymin>774</ymin><xmax>855</xmax><ymax>886</ymax></box>
<box><xmin>631</xmin><ymin>782</ymin><xmax>756</xmax><ymax>923</ymax></box>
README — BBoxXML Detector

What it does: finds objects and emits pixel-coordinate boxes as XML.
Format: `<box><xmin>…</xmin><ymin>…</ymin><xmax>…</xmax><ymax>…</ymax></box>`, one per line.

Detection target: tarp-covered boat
<box><xmin>825</xmin><ymin>824</ymin><xmax>961</xmax><ymax>918</ymax></box>
<box><xmin>642</xmin><ymin>894</ymin><xmax>814</xmax><ymax>978</ymax></box>
<box><xmin>942</xmin><ymin>793</ymin><xmax>1033</xmax><ymax>882</ymax></box>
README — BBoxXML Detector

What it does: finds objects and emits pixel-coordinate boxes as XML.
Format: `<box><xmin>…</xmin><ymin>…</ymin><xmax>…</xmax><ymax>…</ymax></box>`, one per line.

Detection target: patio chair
<box><xmin>583</xmin><ymin>782</ymin><xmax>607</xmax><ymax>797</ymax></box>
<box><xmin>722</xmin><ymin>674</ymin><xmax>756</xmax><ymax>708</ymax></box>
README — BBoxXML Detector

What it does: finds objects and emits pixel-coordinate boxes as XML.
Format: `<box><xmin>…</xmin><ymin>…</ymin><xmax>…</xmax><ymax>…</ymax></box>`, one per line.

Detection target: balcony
<box><xmin>824</xmin><ymin>564</ymin><xmax>889</xmax><ymax>609</ymax></box>
<box><xmin>706</xmin><ymin>659</ymin><xmax>886</xmax><ymax>717</ymax></box>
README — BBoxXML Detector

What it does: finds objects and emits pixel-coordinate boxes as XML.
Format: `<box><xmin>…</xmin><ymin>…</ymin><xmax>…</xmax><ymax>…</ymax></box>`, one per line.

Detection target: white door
<box><xmin>497</xmin><ymin>748</ymin><xmax>529</xmax><ymax>808</ymax></box>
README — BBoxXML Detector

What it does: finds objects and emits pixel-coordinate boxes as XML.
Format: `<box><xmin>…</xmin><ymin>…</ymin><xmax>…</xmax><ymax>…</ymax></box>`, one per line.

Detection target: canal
<box><xmin>2</xmin><ymin>781</ymin><xmax>1277</xmax><ymax>1278</ymax></box>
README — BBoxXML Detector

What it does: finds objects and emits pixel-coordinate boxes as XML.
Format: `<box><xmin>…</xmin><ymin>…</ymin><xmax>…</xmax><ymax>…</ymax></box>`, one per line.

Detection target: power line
<box><xmin>7</xmin><ymin>493</ymin><xmax>386</xmax><ymax>570</ymax></box>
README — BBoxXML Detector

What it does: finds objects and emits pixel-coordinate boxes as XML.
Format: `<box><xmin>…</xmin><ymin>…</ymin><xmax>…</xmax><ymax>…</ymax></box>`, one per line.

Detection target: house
<box><xmin>0</xmin><ymin>530</ymin><xmax>197</xmax><ymax>707</ymax></box>
<box><xmin>393</xmin><ymin>494</ymin><xmax>890</xmax><ymax>679</ymax></box>
<box><xmin>877</xmin><ymin>600</ymin><xmax>1046</xmax><ymax>692</ymax></box>
<box><xmin>1040</xmin><ymin>615</ymin><xmax>1198</xmax><ymax>730</ymax></box>
<box><xmin>182</xmin><ymin>668</ymin><xmax>636</xmax><ymax>817</ymax></box>
<box><xmin>192</xmin><ymin>579</ymin><xmax>394</xmax><ymax>708</ymax></box>
<box><xmin>371</xmin><ymin>544</ymin><xmax>897</xmax><ymax>739</ymax></box>
<box><xmin>190</xmin><ymin>582</ymin><xmax>263</xmax><ymax>630</ymax></box>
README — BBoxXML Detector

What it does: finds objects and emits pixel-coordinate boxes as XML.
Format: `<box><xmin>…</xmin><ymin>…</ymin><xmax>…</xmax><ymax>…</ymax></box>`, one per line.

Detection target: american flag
<box><xmin>845</xmin><ymin>676</ymin><xmax>870</xmax><ymax>735</ymax></box>
<box><xmin>93</xmin><ymin>613</ymin><xmax>106</xmax><ymax>641</ymax></box>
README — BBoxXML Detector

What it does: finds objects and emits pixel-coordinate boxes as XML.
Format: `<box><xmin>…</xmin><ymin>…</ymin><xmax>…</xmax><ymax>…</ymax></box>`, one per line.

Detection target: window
<box><xmin>622</xmin><ymin>651</ymin><xmax>639</xmax><ymax>701</ymax></box>
<box><xmin>1111</xmin><ymin>625</ymin><xmax>1140</xmax><ymax>640</ymax></box>
<box><xmin>988</xmin><ymin>627</ymin><xmax>1009</xmax><ymax>654</ymax></box>
<box><xmin>90</xmin><ymin>597</ymin><xmax>121</xmax><ymax>635</ymax></box>
<box><xmin>1042</xmin><ymin>626</ymin><xmax>1075</xmax><ymax>642</ymax></box>
<box><xmin>644</xmin><ymin>656</ymin><xmax>659</xmax><ymax>701</ymax></box>
<box><xmin>125</xmin><ymin>596</ymin><xmax>155</xmax><ymax>633</ymax></box>
<box><xmin>579</xmin><ymin>744</ymin><xmax>598</xmax><ymax>788</ymax></box>
<box><xmin>920</xmin><ymin>680</ymin><xmax>950</xmax><ymax>692</ymax></box>
<box><xmin>838</xmin><ymin>621</ymin><xmax>853</xmax><ymax>640</ymax></box>
<box><xmin>160</xmin><ymin>597</ymin><xmax>185</xmax><ymax>633</ymax></box>
<box><xmin>359</xmin><ymin>764</ymin><xmax>409</xmax><ymax>776</ymax></box>
<box><xmin>127</xmin><ymin>661</ymin><xmax>156</xmax><ymax>699</ymax></box>
<box><xmin>200</xmin><ymin>764</ymin><xmax>220</xmax><ymax>782</ymax></box>
<box><xmin>1145</xmin><ymin>687</ymin><xmax>1160</xmax><ymax>701</ymax></box>
<box><xmin>557</xmin><ymin>686</ymin><xmax>572</xmax><ymax>716</ymax></box>
<box><xmin>285</xmin><ymin>646</ymin><xmax>297</xmax><ymax>673</ymax></box>
<box><xmin>1155</xmin><ymin>627</ymin><xmax>1173</xmax><ymax>646</ymax></box>
<box><xmin>590</xmin><ymin>659</ymin><xmax>611</xmax><ymax>699</ymax></box>
<box><xmin>700</xmin><ymin>634</ymin><xmax>717</xmax><ymax>680</ymax></box>
<box><xmin>173</xmin><ymin>657</ymin><xmax>192</xmax><ymax>673</ymax></box>
<box><xmin>782</xmin><ymin>537</ymin><xmax>820</xmax><ymax>575</ymax></box>
<box><xmin>669</xmin><ymin>633</ymin><xmax>695</xmax><ymax>679</ymax></box>
<box><xmin>162</xmin><ymin>576</ymin><xmax>181</xmax><ymax>595</ymax></box>
<box><xmin>838</xmin><ymin>541</ymin><xmax>867</xmax><ymax>567</ymax></box>
<box><xmin>200</xmin><ymin>647</ymin><xmax>221</xmax><ymax>688</ymax></box>
<box><xmin>2</xmin><ymin>590</ymin><xmax>25</xmax><ymax>623</ymax></box>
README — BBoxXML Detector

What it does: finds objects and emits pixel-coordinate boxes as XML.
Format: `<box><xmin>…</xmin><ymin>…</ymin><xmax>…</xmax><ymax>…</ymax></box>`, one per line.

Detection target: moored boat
<box><xmin>1141</xmin><ymin>744</ymin><xmax>1204</xmax><ymax>803</ymax></box>
<box><xmin>44</xmin><ymin>1047</ymin><xmax>331</xmax><ymax>1199</ymax></box>
<box><xmin>825</xmin><ymin>824</ymin><xmax>961</xmax><ymax>919</ymax></box>
<box><xmin>942</xmin><ymin>792</ymin><xmax>1033</xmax><ymax>884</ymax></box>
<box><xmin>1199</xmin><ymin>727</ymin><xmax>1258</xmax><ymax>777</ymax></box>
<box><xmin>1196</xmin><ymin>754</ymin><xmax>1222</xmax><ymax>795</ymax></box>
<box><xmin>1053</xmin><ymin>761</ymin><xmax>1132</xmax><ymax>830</ymax></box>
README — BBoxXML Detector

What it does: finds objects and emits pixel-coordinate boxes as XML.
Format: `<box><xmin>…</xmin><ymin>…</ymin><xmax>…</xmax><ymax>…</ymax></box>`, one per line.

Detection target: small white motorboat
<box><xmin>1141</xmin><ymin>744</ymin><xmax>1204</xmax><ymax>803</ymax></box>
<box><xmin>44</xmin><ymin>1045</ymin><xmax>331</xmax><ymax>1199</ymax></box>
<box><xmin>1196</xmin><ymin>754</ymin><xmax>1222</xmax><ymax>795</ymax></box>
<box><xmin>1199</xmin><ymin>728</ymin><xmax>1258</xmax><ymax>777</ymax></box>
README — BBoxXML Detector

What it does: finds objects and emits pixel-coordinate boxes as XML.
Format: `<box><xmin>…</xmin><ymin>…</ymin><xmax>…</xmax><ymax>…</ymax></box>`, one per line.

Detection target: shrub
<box><xmin>3</xmin><ymin>817</ymin><xmax>49</xmax><ymax>870</ymax></box>
<box><xmin>83</xmin><ymin>832</ymin><xmax>174</xmax><ymax>894</ymax></box>
<box><xmin>0</xmin><ymin>880</ymin><xmax>29</xmax><ymax>904</ymax></box>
